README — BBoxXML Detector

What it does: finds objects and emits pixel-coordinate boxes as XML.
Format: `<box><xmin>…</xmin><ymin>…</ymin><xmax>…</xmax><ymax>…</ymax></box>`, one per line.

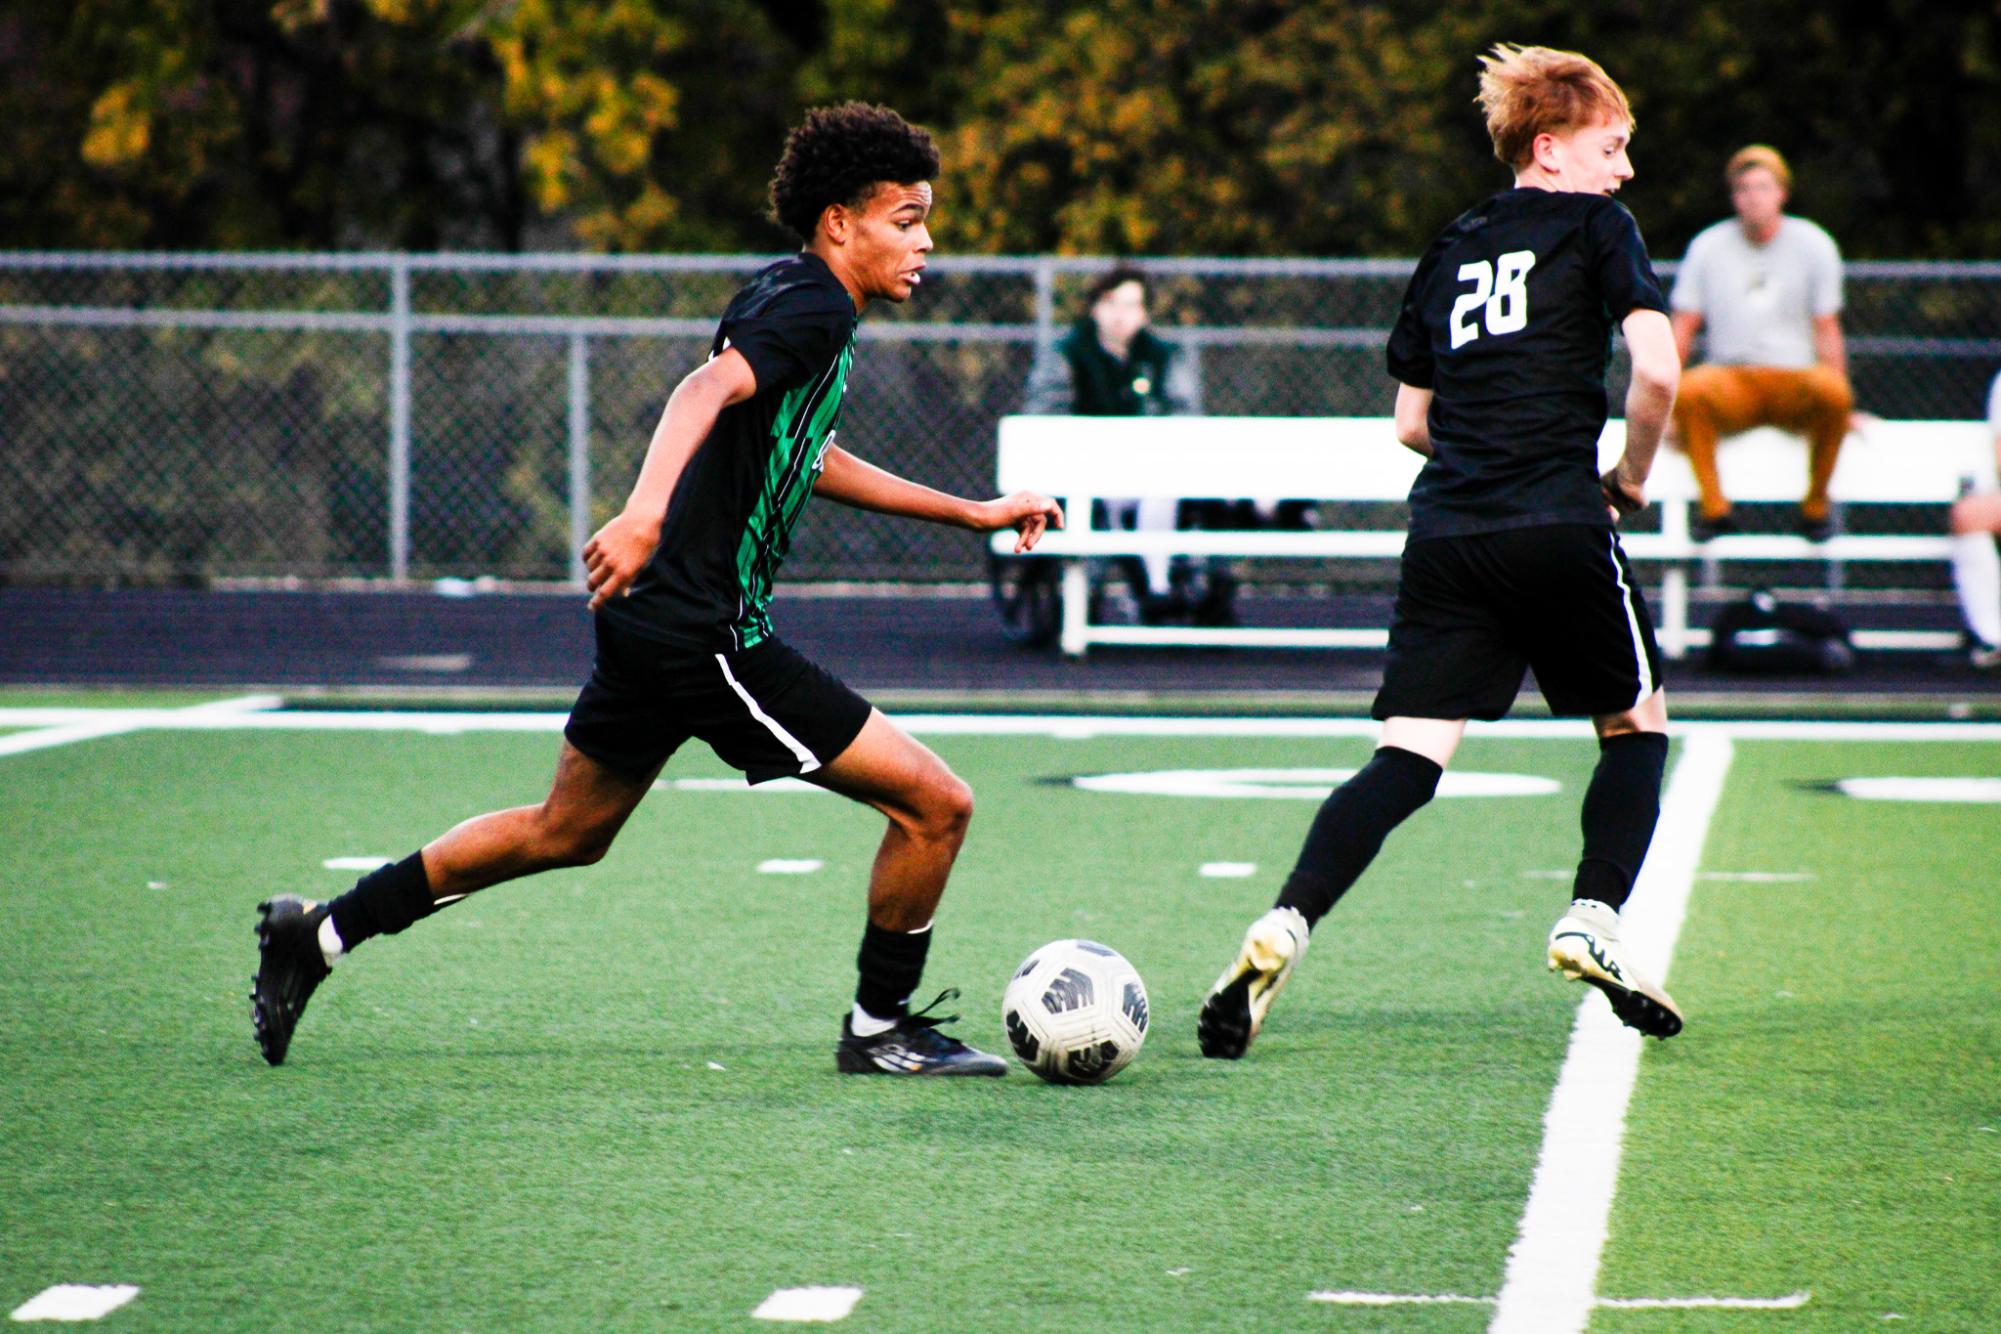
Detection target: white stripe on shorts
<box><xmin>714</xmin><ymin>653</ymin><xmax>821</xmax><ymax>774</ymax></box>
<box><xmin>1606</xmin><ymin>533</ymin><xmax>1655</xmax><ymax>709</ymax></box>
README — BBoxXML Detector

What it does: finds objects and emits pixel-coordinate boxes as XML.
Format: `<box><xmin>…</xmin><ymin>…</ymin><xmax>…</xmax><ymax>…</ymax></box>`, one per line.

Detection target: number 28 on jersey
<box><xmin>1450</xmin><ymin>250</ymin><xmax>1537</xmax><ymax>348</ymax></box>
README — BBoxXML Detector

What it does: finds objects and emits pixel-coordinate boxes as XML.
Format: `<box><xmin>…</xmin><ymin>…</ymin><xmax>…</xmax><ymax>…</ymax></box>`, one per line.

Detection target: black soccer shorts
<box><xmin>1372</xmin><ymin>523</ymin><xmax>1665</xmax><ymax>722</ymax></box>
<box><xmin>564</xmin><ymin>618</ymin><xmax>873</xmax><ymax>783</ymax></box>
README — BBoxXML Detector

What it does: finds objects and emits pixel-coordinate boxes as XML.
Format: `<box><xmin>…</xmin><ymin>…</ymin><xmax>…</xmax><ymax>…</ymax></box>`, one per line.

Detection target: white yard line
<box><xmin>0</xmin><ymin>715</ymin><xmax>152</xmax><ymax>758</ymax></box>
<box><xmin>1598</xmin><ymin>1292</ymin><xmax>1811</xmax><ymax>1310</ymax></box>
<box><xmin>1311</xmin><ymin>1290</ymin><xmax>1809</xmax><ymax>1312</ymax></box>
<box><xmin>0</xmin><ymin>694</ymin><xmax>281</xmax><ymax>758</ymax></box>
<box><xmin>2</xmin><ymin>707</ymin><xmax>1998</xmax><ymax>742</ymax></box>
<box><xmin>1488</xmin><ymin>732</ymin><xmax>1735</xmax><ymax>1334</ymax></box>
<box><xmin>1311</xmin><ymin>1291</ymin><xmax>1495</xmax><ymax>1306</ymax></box>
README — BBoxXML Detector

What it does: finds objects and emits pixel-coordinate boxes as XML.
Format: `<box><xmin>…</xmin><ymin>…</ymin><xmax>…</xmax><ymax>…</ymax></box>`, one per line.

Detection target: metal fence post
<box><xmin>568</xmin><ymin>333</ymin><xmax>592</xmax><ymax>587</ymax></box>
<box><xmin>1033</xmin><ymin>257</ymin><xmax>1055</xmax><ymax>352</ymax></box>
<box><xmin>388</xmin><ymin>257</ymin><xmax>412</xmax><ymax>582</ymax></box>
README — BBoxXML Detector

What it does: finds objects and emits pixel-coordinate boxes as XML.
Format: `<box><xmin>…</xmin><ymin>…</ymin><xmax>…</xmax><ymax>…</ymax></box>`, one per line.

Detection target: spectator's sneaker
<box><xmin>1198</xmin><ymin>907</ymin><xmax>1309</xmax><ymax>1059</ymax></box>
<box><xmin>1689</xmin><ymin>511</ymin><xmax>1739</xmax><ymax>542</ymax></box>
<box><xmin>835</xmin><ymin>990</ymin><xmax>1007</xmax><ymax>1076</ymax></box>
<box><xmin>1796</xmin><ymin>509</ymin><xmax>1836</xmax><ymax>543</ymax></box>
<box><xmin>251</xmin><ymin>895</ymin><xmax>331</xmax><ymax>1066</ymax></box>
<box><xmin>1547</xmin><ymin>900</ymin><xmax>1683</xmax><ymax>1039</ymax></box>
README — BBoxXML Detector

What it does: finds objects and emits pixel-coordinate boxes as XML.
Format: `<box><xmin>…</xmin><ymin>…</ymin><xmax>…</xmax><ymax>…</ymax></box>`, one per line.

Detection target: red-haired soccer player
<box><xmin>1200</xmin><ymin>45</ymin><xmax>1685</xmax><ymax>1057</ymax></box>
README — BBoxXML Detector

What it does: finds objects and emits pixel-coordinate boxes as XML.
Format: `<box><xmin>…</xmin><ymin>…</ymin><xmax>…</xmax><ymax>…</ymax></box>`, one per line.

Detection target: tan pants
<box><xmin>1670</xmin><ymin>364</ymin><xmax>1853</xmax><ymax>521</ymax></box>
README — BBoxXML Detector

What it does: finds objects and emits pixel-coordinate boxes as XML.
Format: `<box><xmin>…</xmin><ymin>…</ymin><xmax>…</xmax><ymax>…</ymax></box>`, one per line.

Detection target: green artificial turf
<box><xmin>1</xmin><ymin>720</ymin><xmax>1993</xmax><ymax>1331</ymax></box>
<box><xmin>1597</xmin><ymin>740</ymin><xmax>2001</xmax><ymax>1333</ymax></box>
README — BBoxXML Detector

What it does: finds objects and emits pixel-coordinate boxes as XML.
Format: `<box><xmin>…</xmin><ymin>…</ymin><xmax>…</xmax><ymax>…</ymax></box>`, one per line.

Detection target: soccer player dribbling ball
<box><xmin>1198</xmin><ymin>45</ymin><xmax>1686</xmax><ymax>1058</ymax></box>
<box><xmin>252</xmin><ymin>104</ymin><xmax>1062</xmax><ymax>1076</ymax></box>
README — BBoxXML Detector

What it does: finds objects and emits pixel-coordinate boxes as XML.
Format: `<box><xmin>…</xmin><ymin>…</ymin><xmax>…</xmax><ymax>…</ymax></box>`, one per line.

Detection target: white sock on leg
<box><xmin>317</xmin><ymin>914</ymin><xmax>345</xmax><ymax>967</ymax></box>
<box><xmin>849</xmin><ymin>1004</ymin><xmax>898</xmax><ymax>1038</ymax></box>
<box><xmin>1951</xmin><ymin>530</ymin><xmax>2001</xmax><ymax>647</ymax></box>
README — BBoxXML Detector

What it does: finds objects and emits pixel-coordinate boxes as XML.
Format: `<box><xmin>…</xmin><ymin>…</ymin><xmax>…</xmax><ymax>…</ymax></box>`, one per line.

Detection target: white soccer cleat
<box><xmin>1197</xmin><ymin>906</ymin><xmax>1309</xmax><ymax>1059</ymax></box>
<box><xmin>1547</xmin><ymin>899</ymin><xmax>1684</xmax><ymax>1039</ymax></box>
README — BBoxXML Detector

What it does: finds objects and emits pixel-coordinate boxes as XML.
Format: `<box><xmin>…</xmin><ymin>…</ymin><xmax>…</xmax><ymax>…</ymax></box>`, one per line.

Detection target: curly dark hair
<box><xmin>767</xmin><ymin>103</ymin><xmax>941</xmax><ymax>242</ymax></box>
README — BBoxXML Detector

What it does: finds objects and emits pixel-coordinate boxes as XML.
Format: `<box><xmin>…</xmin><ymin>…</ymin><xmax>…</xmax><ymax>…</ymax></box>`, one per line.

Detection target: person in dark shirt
<box><xmin>1198</xmin><ymin>45</ymin><xmax>1685</xmax><ymax>1059</ymax></box>
<box><xmin>251</xmin><ymin>103</ymin><xmax>1062</xmax><ymax>1077</ymax></box>
<box><xmin>1022</xmin><ymin>265</ymin><xmax>1225</xmax><ymax>622</ymax></box>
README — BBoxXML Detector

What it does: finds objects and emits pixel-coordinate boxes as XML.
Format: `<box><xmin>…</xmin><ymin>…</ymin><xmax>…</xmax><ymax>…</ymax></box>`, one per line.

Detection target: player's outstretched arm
<box><xmin>583</xmin><ymin>350</ymin><xmax>757</xmax><ymax>611</ymax></box>
<box><xmin>814</xmin><ymin>445</ymin><xmax>1063</xmax><ymax>552</ymax></box>
<box><xmin>1604</xmin><ymin>308</ymin><xmax>1680</xmax><ymax>514</ymax></box>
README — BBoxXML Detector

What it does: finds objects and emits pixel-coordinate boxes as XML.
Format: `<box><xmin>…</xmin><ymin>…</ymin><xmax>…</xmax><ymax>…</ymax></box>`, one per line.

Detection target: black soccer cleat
<box><xmin>251</xmin><ymin>895</ymin><xmax>332</xmax><ymax>1066</ymax></box>
<box><xmin>835</xmin><ymin>989</ymin><xmax>1007</xmax><ymax>1076</ymax></box>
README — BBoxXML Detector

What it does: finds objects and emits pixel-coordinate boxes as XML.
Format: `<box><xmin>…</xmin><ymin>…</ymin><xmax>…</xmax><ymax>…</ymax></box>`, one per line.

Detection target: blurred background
<box><xmin>2</xmin><ymin>1</ymin><xmax>1997</xmax><ymax>697</ymax></box>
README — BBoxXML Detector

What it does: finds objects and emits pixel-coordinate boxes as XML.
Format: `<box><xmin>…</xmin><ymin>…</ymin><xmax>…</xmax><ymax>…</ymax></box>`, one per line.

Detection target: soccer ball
<box><xmin>1001</xmin><ymin>939</ymin><xmax>1149</xmax><ymax>1085</ymax></box>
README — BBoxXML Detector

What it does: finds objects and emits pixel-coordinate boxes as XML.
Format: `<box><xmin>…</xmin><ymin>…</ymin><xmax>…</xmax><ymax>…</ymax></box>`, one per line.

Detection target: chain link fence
<box><xmin>2</xmin><ymin>252</ymin><xmax>1997</xmax><ymax>587</ymax></box>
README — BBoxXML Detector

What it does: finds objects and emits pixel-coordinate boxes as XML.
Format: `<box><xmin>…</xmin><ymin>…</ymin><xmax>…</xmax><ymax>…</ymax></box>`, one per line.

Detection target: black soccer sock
<box><xmin>1274</xmin><ymin>746</ymin><xmax>1443</xmax><ymax>928</ymax></box>
<box><xmin>327</xmin><ymin>851</ymin><xmax>440</xmax><ymax>952</ymax></box>
<box><xmin>1572</xmin><ymin>732</ymin><xmax>1671</xmax><ymax>912</ymax></box>
<box><xmin>855</xmin><ymin>921</ymin><xmax>932</xmax><ymax>1020</ymax></box>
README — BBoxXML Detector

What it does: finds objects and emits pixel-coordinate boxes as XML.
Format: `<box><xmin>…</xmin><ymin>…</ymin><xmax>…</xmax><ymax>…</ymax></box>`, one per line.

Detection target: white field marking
<box><xmin>1538</xmin><ymin>868</ymin><xmax>1814</xmax><ymax>884</ymax></box>
<box><xmin>0</xmin><ymin>694</ymin><xmax>279</xmax><ymax>758</ymax></box>
<box><xmin>322</xmin><ymin>856</ymin><xmax>392</xmax><ymax>871</ymax></box>
<box><xmin>1199</xmin><ymin>862</ymin><xmax>1257</xmax><ymax>878</ymax></box>
<box><xmin>1311</xmin><ymin>1292</ymin><xmax>1494</xmax><ymax>1306</ymax></box>
<box><xmin>0</xmin><ymin>716</ymin><xmax>148</xmax><ymax>757</ymax></box>
<box><xmin>756</xmin><ymin>859</ymin><xmax>823</xmax><ymax>875</ymax></box>
<box><xmin>1489</xmin><ymin>732</ymin><xmax>1734</xmax><ymax>1334</ymax></box>
<box><xmin>1</xmin><ymin>708</ymin><xmax>2000</xmax><ymax>743</ymax></box>
<box><xmin>1598</xmin><ymin>1293</ymin><xmax>1812</xmax><ymax>1310</ymax></box>
<box><xmin>10</xmin><ymin>1284</ymin><xmax>141</xmax><ymax>1321</ymax></box>
<box><xmin>654</xmin><ymin>776</ymin><xmax>824</xmax><ymax>794</ymax></box>
<box><xmin>1071</xmin><ymin>768</ymin><xmax>1559</xmax><ymax>799</ymax></box>
<box><xmin>1309</xmin><ymin>1291</ymin><xmax>1809</xmax><ymax>1312</ymax></box>
<box><xmin>1835</xmin><ymin>776</ymin><xmax>2001</xmax><ymax>803</ymax></box>
<box><xmin>751</xmin><ymin>1286</ymin><xmax>862</xmax><ymax>1322</ymax></box>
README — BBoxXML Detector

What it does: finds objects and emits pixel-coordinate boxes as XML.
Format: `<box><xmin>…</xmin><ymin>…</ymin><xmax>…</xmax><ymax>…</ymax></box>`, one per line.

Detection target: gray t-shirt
<box><xmin>1670</xmin><ymin>215</ymin><xmax>1843</xmax><ymax>368</ymax></box>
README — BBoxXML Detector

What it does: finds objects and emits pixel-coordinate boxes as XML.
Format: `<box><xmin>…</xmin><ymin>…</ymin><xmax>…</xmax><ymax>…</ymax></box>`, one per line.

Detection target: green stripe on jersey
<box><xmin>731</xmin><ymin>338</ymin><xmax>853</xmax><ymax>647</ymax></box>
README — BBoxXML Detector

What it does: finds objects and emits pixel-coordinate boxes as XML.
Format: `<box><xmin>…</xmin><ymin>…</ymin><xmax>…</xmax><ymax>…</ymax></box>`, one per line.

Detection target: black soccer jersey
<box><xmin>1386</xmin><ymin>189</ymin><xmax>1669</xmax><ymax>541</ymax></box>
<box><xmin>602</xmin><ymin>252</ymin><xmax>857</xmax><ymax>651</ymax></box>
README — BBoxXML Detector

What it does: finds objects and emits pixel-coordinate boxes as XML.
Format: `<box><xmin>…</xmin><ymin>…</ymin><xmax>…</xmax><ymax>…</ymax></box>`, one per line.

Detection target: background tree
<box><xmin>1</xmin><ymin>0</ymin><xmax>1995</xmax><ymax>256</ymax></box>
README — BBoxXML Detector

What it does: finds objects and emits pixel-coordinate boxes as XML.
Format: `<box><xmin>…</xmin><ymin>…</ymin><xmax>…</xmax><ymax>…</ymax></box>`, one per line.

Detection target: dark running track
<box><xmin>1</xmin><ymin>587</ymin><xmax>1995</xmax><ymax>713</ymax></box>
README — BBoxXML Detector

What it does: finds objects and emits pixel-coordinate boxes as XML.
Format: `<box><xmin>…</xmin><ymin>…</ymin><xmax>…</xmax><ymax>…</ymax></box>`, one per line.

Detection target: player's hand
<box><xmin>1600</xmin><ymin>467</ymin><xmax>1647</xmax><ymax>521</ymax></box>
<box><xmin>979</xmin><ymin>491</ymin><xmax>1064</xmax><ymax>553</ymax></box>
<box><xmin>582</xmin><ymin>510</ymin><xmax>662</xmax><ymax>612</ymax></box>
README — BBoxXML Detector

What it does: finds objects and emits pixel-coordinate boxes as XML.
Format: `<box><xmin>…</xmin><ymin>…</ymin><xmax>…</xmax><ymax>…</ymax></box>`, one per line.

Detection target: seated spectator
<box><xmin>1670</xmin><ymin>145</ymin><xmax>1852</xmax><ymax>541</ymax></box>
<box><xmin>1023</xmin><ymin>265</ymin><xmax>1235</xmax><ymax>623</ymax></box>
<box><xmin>1950</xmin><ymin>368</ymin><xmax>2001</xmax><ymax>669</ymax></box>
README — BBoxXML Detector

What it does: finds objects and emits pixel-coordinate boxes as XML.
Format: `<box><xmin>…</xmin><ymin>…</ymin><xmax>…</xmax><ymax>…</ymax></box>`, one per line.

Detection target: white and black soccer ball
<box><xmin>1001</xmin><ymin>939</ymin><xmax>1149</xmax><ymax>1085</ymax></box>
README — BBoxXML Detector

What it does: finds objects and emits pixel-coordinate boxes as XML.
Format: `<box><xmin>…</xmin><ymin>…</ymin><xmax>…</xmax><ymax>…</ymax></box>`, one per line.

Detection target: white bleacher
<box><xmin>992</xmin><ymin>415</ymin><xmax>1993</xmax><ymax>658</ymax></box>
